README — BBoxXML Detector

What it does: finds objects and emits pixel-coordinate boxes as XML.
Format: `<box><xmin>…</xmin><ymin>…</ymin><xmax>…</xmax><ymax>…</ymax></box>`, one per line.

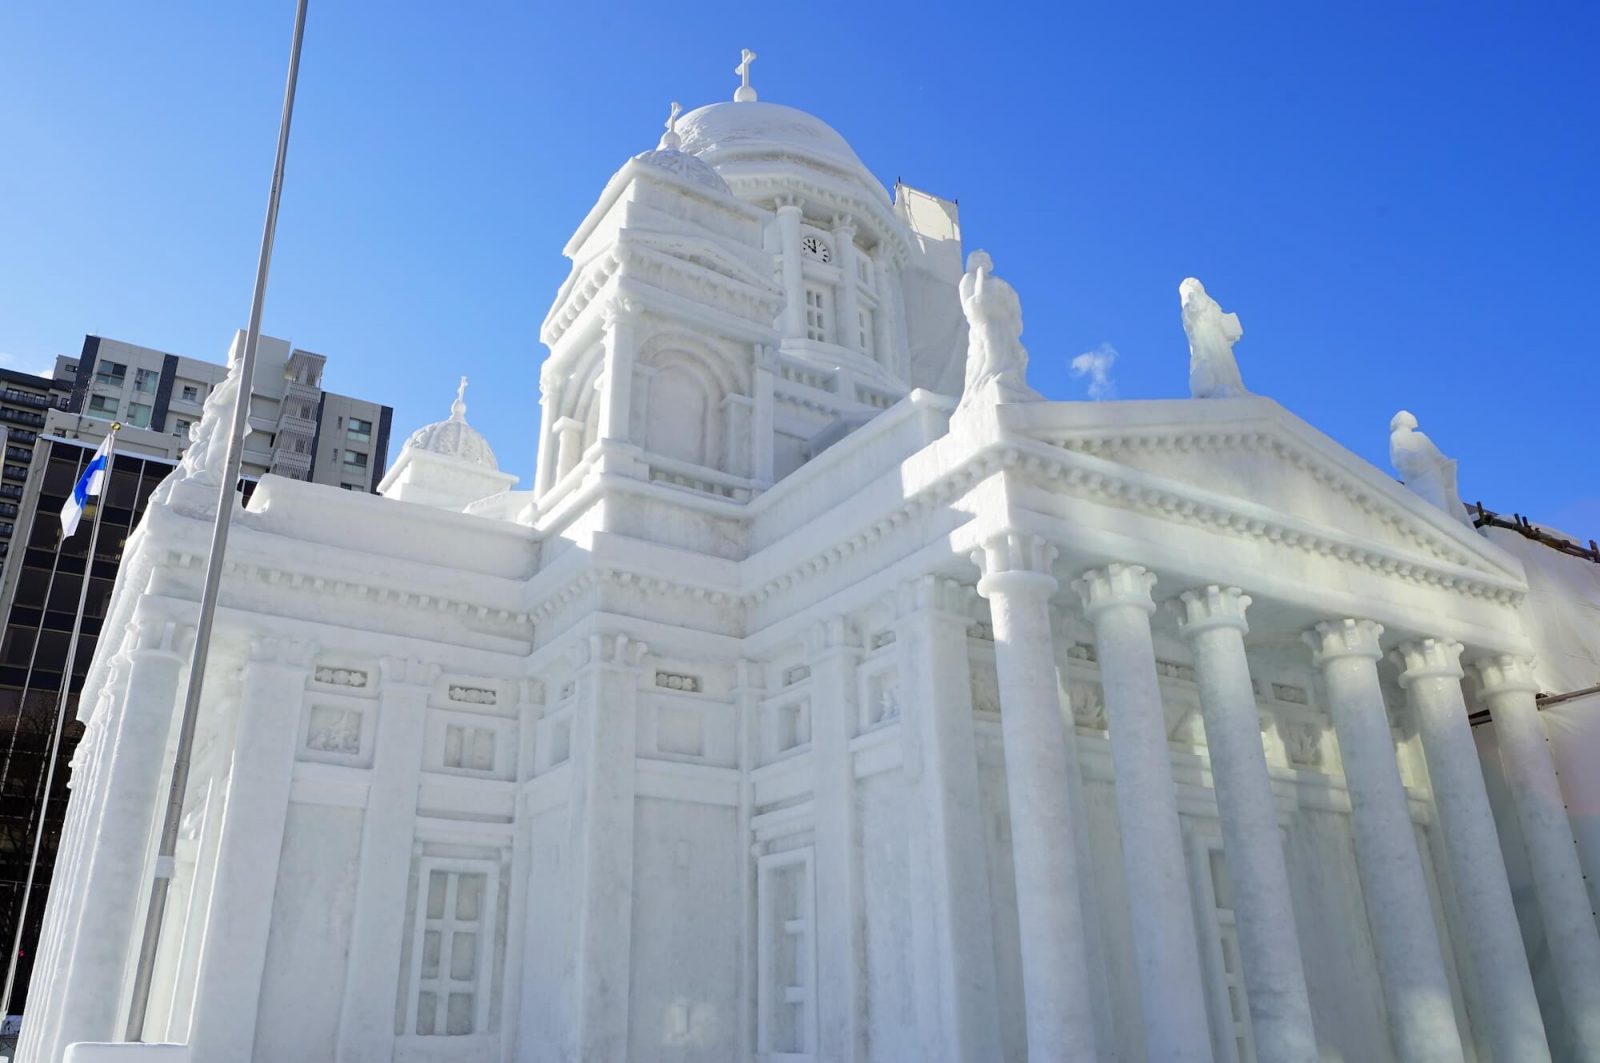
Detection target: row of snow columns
<box><xmin>27</xmin><ymin>608</ymin><xmax>188</xmax><ymax>1063</ymax></box>
<box><xmin>1473</xmin><ymin>655</ymin><xmax>1600</xmax><ymax>1060</ymax></box>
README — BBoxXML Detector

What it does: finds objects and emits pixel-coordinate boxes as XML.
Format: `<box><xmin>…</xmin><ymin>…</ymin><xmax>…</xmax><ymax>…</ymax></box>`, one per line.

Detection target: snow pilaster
<box><xmin>1474</xmin><ymin>653</ymin><xmax>1600</xmax><ymax>1060</ymax></box>
<box><xmin>974</xmin><ymin>534</ymin><xmax>1098</xmax><ymax>1063</ymax></box>
<box><xmin>1075</xmin><ymin>562</ymin><xmax>1212</xmax><ymax>1063</ymax></box>
<box><xmin>1306</xmin><ymin>620</ymin><xmax>1466</xmax><ymax>1063</ymax></box>
<box><xmin>1177</xmin><ymin>586</ymin><xmax>1319</xmax><ymax>1063</ymax></box>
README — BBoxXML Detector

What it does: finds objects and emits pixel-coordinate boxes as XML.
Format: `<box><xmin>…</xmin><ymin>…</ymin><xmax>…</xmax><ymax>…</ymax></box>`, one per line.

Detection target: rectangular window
<box><xmin>126</xmin><ymin>402</ymin><xmax>152</xmax><ymax>429</ymax></box>
<box><xmin>180</xmin><ymin>384</ymin><xmax>200</xmax><ymax>403</ymax></box>
<box><xmin>804</xmin><ymin>286</ymin><xmax>831</xmax><ymax>343</ymax></box>
<box><xmin>410</xmin><ymin>866</ymin><xmax>494</xmax><ymax>1037</ymax></box>
<box><xmin>174</xmin><ymin>418</ymin><xmax>192</xmax><ymax>438</ymax></box>
<box><xmin>758</xmin><ymin>850</ymin><xmax>815</xmax><ymax>1055</ymax></box>
<box><xmin>347</xmin><ymin>417</ymin><xmax>373</xmax><ymax>443</ymax></box>
<box><xmin>343</xmin><ymin>450</ymin><xmax>368</xmax><ymax>470</ymax></box>
<box><xmin>87</xmin><ymin>394</ymin><xmax>119</xmax><ymax>417</ymax></box>
<box><xmin>93</xmin><ymin>361</ymin><xmax>126</xmax><ymax>387</ymax></box>
<box><xmin>134</xmin><ymin>368</ymin><xmax>159</xmax><ymax>394</ymax></box>
<box><xmin>443</xmin><ymin>724</ymin><xmax>496</xmax><ymax>773</ymax></box>
<box><xmin>858</xmin><ymin>309</ymin><xmax>874</xmax><ymax>357</ymax></box>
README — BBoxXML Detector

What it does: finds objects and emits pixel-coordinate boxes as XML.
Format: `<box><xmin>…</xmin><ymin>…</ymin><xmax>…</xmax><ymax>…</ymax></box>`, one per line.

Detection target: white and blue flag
<box><xmin>60</xmin><ymin>435</ymin><xmax>113</xmax><ymax>539</ymax></box>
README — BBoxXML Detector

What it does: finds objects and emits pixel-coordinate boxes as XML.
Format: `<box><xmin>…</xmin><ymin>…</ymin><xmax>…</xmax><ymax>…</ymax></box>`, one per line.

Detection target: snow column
<box><xmin>1474</xmin><ymin>654</ymin><xmax>1600</xmax><ymax>1060</ymax></box>
<box><xmin>1394</xmin><ymin>640</ymin><xmax>1551</xmax><ymax>1063</ymax></box>
<box><xmin>43</xmin><ymin>609</ymin><xmax>186</xmax><ymax>1059</ymax></box>
<box><xmin>832</xmin><ymin>217</ymin><xmax>860</xmax><ymax>354</ymax></box>
<box><xmin>808</xmin><ymin>615</ymin><xmax>867</xmax><ymax>1061</ymax></box>
<box><xmin>187</xmin><ymin>637</ymin><xmax>317</xmax><ymax>1063</ymax></box>
<box><xmin>336</xmin><ymin>656</ymin><xmax>438</xmax><ymax>1062</ymax></box>
<box><xmin>1073</xmin><ymin>564</ymin><xmax>1211</xmax><ymax>1063</ymax></box>
<box><xmin>973</xmin><ymin>533</ymin><xmax>1098</xmax><ymax>1063</ymax></box>
<box><xmin>596</xmin><ymin>297</ymin><xmax>636</xmax><ymax>443</ymax></box>
<box><xmin>567</xmin><ymin>633</ymin><xmax>645</xmax><ymax>1062</ymax></box>
<box><xmin>894</xmin><ymin>576</ymin><xmax>1003</xmax><ymax>1062</ymax></box>
<box><xmin>1176</xmin><ymin>587</ymin><xmax>1319</xmax><ymax>1063</ymax></box>
<box><xmin>1305</xmin><ymin>620</ymin><xmax>1465</xmax><ymax>1063</ymax></box>
<box><xmin>775</xmin><ymin>197</ymin><xmax>806</xmax><ymax>339</ymax></box>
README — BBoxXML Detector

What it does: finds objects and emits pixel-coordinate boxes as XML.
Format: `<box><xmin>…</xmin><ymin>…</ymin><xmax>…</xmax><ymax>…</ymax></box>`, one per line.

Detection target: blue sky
<box><xmin>3</xmin><ymin>3</ymin><xmax>1597</xmax><ymax>534</ymax></box>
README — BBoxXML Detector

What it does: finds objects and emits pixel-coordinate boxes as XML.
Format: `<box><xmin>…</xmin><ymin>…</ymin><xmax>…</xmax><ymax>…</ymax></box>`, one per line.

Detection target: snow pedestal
<box><xmin>1307</xmin><ymin>620</ymin><xmax>1466</xmax><ymax>1063</ymax></box>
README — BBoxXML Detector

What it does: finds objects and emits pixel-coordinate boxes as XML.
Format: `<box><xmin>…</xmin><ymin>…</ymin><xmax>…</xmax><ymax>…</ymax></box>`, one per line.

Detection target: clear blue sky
<box><xmin>3</xmin><ymin>3</ymin><xmax>1597</xmax><ymax>534</ymax></box>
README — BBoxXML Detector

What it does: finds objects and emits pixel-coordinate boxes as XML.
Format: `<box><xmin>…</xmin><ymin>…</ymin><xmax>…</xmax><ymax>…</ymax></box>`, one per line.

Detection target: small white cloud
<box><xmin>0</xmin><ymin>352</ymin><xmax>55</xmax><ymax>378</ymax></box>
<box><xmin>1070</xmin><ymin>343</ymin><xmax>1118</xmax><ymax>401</ymax></box>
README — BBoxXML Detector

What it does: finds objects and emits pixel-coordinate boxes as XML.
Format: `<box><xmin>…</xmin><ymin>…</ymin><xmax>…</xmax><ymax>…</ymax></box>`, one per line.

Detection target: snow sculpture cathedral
<box><xmin>21</xmin><ymin>57</ymin><xmax>1600</xmax><ymax>1063</ymax></box>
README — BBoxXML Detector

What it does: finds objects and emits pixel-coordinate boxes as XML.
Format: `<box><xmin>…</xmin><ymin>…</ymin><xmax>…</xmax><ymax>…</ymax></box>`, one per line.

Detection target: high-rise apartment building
<box><xmin>0</xmin><ymin>370</ymin><xmax>72</xmax><ymax>574</ymax></box>
<box><xmin>52</xmin><ymin>331</ymin><xmax>393</xmax><ymax>492</ymax></box>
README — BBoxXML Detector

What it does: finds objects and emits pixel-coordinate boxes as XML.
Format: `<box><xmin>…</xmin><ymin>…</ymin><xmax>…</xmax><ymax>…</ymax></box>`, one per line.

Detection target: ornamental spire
<box><xmin>451</xmin><ymin>376</ymin><xmax>468</xmax><ymax>422</ymax></box>
<box><xmin>658</xmin><ymin>101</ymin><xmax>683</xmax><ymax>150</ymax></box>
<box><xmin>734</xmin><ymin>48</ymin><xmax>757</xmax><ymax>102</ymax></box>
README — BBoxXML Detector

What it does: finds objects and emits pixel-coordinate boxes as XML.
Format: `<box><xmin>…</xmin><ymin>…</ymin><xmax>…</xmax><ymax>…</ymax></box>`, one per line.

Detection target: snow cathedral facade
<box><xmin>20</xmin><ymin>61</ymin><xmax>1600</xmax><ymax>1063</ymax></box>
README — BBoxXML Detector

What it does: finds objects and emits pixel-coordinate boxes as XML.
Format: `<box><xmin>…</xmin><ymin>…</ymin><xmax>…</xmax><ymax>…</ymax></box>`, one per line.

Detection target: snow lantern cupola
<box><xmin>378</xmin><ymin>377</ymin><xmax>518</xmax><ymax>510</ymax></box>
<box><xmin>534</xmin><ymin>49</ymin><xmax>922</xmax><ymax>505</ymax></box>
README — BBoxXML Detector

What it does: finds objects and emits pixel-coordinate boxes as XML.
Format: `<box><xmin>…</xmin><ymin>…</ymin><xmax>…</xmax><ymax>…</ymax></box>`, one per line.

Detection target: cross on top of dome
<box><xmin>734</xmin><ymin>48</ymin><xmax>757</xmax><ymax>102</ymax></box>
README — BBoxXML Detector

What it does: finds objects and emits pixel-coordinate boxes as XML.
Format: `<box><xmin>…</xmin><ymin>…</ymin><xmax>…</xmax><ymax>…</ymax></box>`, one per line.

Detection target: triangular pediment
<box><xmin>1005</xmin><ymin>396</ymin><xmax>1524</xmax><ymax>587</ymax></box>
<box><xmin>618</xmin><ymin>230</ymin><xmax>779</xmax><ymax>295</ymax></box>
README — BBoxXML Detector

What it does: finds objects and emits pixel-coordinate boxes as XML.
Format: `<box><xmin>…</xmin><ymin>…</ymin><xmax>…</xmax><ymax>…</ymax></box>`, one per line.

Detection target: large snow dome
<box><xmin>676</xmin><ymin>100</ymin><xmax>888</xmax><ymax>200</ymax></box>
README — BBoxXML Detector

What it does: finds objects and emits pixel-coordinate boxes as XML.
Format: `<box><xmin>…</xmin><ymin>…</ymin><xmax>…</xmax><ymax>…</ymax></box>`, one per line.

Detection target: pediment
<box><xmin>618</xmin><ymin>231</ymin><xmax>778</xmax><ymax>295</ymax></box>
<box><xmin>1007</xmin><ymin>396</ymin><xmax>1524</xmax><ymax>588</ymax></box>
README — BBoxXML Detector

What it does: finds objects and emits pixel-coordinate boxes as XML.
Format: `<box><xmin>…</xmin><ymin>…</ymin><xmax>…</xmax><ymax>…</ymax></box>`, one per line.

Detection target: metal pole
<box><xmin>0</xmin><ymin>428</ymin><xmax>119</xmax><ymax>1020</ymax></box>
<box><xmin>124</xmin><ymin>0</ymin><xmax>309</xmax><ymax>1039</ymax></box>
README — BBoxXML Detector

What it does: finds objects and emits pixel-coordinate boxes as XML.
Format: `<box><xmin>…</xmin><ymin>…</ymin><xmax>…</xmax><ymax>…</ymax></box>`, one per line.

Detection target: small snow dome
<box><xmin>406</xmin><ymin>377</ymin><xmax>499</xmax><ymax>470</ymax></box>
<box><xmin>631</xmin><ymin>101</ymin><xmax>731</xmax><ymax>195</ymax></box>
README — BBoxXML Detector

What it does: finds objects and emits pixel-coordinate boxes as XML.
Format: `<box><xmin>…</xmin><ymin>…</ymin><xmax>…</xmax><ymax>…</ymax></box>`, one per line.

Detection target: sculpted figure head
<box><xmin>1390</xmin><ymin>410</ymin><xmax>1418</xmax><ymax>433</ymax></box>
<box><xmin>966</xmin><ymin>250</ymin><xmax>994</xmax><ymax>275</ymax></box>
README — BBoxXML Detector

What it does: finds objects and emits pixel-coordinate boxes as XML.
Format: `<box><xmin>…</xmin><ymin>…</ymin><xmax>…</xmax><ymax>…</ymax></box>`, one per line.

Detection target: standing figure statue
<box><xmin>1179</xmin><ymin>277</ymin><xmax>1248</xmax><ymax>398</ymax></box>
<box><xmin>958</xmin><ymin>250</ymin><xmax>1041</xmax><ymax>408</ymax></box>
<box><xmin>178</xmin><ymin>356</ymin><xmax>249</xmax><ymax>487</ymax></box>
<box><xmin>1389</xmin><ymin>410</ymin><xmax>1470</xmax><ymax>523</ymax></box>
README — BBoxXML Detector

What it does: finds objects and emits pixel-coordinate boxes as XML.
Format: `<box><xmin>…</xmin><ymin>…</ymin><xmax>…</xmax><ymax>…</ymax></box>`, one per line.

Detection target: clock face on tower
<box><xmin>801</xmin><ymin>236</ymin><xmax>832</xmax><ymax>263</ymax></box>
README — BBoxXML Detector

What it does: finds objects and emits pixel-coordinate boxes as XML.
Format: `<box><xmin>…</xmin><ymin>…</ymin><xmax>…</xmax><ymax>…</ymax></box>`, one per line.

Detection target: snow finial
<box><xmin>734</xmin><ymin>48</ymin><xmax>758</xmax><ymax>102</ymax></box>
<box><xmin>451</xmin><ymin>376</ymin><xmax>468</xmax><ymax>422</ymax></box>
<box><xmin>658</xmin><ymin>101</ymin><xmax>683</xmax><ymax>150</ymax></box>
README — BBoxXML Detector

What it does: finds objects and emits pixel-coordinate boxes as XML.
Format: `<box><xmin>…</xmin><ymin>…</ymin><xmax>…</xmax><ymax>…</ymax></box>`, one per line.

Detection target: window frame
<box><xmin>405</xmin><ymin>857</ymin><xmax>499</xmax><ymax>1038</ymax></box>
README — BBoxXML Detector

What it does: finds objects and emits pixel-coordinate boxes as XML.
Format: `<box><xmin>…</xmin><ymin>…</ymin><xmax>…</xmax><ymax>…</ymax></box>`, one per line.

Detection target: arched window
<box><xmin>646</xmin><ymin>365</ymin><xmax>711</xmax><ymax>466</ymax></box>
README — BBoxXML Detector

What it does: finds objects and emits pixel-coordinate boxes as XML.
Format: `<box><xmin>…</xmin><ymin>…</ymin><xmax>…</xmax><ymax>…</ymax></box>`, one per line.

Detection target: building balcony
<box><xmin>276</xmin><ymin>413</ymin><xmax>318</xmax><ymax>437</ymax></box>
<box><xmin>285</xmin><ymin>380</ymin><xmax>321</xmax><ymax>404</ymax></box>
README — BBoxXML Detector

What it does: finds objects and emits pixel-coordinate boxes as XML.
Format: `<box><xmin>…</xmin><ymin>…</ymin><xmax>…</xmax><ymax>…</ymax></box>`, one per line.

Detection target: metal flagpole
<box><xmin>124</xmin><ymin>0</ymin><xmax>310</xmax><ymax>1040</ymax></box>
<box><xmin>0</xmin><ymin>426</ymin><xmax>120</xmax><ymax>1021</ymax></box>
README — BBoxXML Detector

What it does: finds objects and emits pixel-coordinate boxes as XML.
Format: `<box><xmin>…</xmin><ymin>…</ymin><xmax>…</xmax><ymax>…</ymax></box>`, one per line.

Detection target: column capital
<box><xmin>1472</xmin><ymin>654</ymin><xmax>1540</xmax><ymax>697</ymax></box>
<box><xmin>806</xmin><ymin>614</ymin><xmax>862</xmax><ymax>657</ymax></box>
<box><xmin>128</xmin><ymin>610</ymin><xmax>187</xmax><ymax>659</ymax></box>
<box><xmin>600</xmin><ymin>293</ymin><xmax>639</xmax><ymax>328</ymax></box>
<box><xmin>973</xmin><ymin>532</ymin><xmax>1058</xmax><ymax>598</ymax></box>
<box><xmin>379</xmin><ymin>656</ymin><xmax>442</xmax><ymax>688</ymax></box>
<box><xmin>830</xmin><ymin>214</ymin><xmax>857</xmax><ymax>239</ymax></box>
<box><xmin>1072</xmin><ymin>562</ymin><xmax>1156</xmax><ymax>620</ymax></box>
<box><xmin>775</xmin><ymin>194</ymin><xmax>804</xmax><ymax>214</ymax></box>
<box><xmin>1173</xmin><ymin>585</ymin><xmax>1251</xmax><ymax>637</ymax></box>
<box><xmin>895</xmin><ymin>574</ymin><xmax>971</xmax><ymax>620</ymax></box>
<box><xmin>1304</xmin><ymin>618</ymin><xmax>1384</xmax><ymax>665</ymax></box>
<box><xmin>1392</xmin><ymin>638</ymin><xmax>1465</xmax><ymax>685</ymax></box>
<box><xmin>246</xmin><ymin>635</ymin><xmax>318</xmax><ymax>670</ymax></box>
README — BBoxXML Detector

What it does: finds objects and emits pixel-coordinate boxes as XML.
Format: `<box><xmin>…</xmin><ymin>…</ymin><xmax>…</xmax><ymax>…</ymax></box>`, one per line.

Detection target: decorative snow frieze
<box><xmin>447</xmin><ymin>684</ymin><xmax>499</xmax><ymax>706</ymax></box>
<box><xmin>656</xmin><ymin>671</ymin><xmax>703</xmax><ymax>693</ymax></box>
<box><xmin>315</xmin><ymin>666</ymin><xmax>370</xmax><ymax>689</ymax></box>
<box><xmin>1069</xmin><ymin>683</ymin><xmax>1106</xmax><ymax>730</ymax></box>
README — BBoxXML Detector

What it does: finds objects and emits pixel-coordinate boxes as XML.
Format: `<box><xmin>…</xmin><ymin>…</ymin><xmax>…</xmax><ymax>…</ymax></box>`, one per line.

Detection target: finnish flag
<box><xmin>60</xmin><ymin>436</ymin><xmax>113</xmax><ymax>539</ymax></box>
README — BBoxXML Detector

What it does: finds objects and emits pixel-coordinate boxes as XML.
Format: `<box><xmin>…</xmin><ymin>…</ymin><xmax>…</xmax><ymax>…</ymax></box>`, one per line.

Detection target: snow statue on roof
<box><xmin>1180</xmin><ymin>277</ymin><xmax>1248</xmax><ymax>399</ymax></box>
<box><xmin>177</xmin><ymin>351</ymin><xmax>248</xmax><ymax>487</ymax></box>
<box><xmin>958</xmin><ymin>250</ymin><xmax>1042</xmax><ymax>408</ymax></box>
<box><xmin>1390</xmin><ymin>409</ymin><xmax>1471</xmax><ymax>523</ymax></box>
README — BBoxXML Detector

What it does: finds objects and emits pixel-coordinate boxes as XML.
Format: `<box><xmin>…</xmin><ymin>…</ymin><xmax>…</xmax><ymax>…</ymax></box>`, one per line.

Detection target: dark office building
<box><xmin>0</xmin><ymin>369</ymin><xmax>72</xmax><ymax>581</ymax></box>
<box><xmin>0</xmin><ymin>439</ymin><xmax>250</xmax><ymax>1014</ymax></box>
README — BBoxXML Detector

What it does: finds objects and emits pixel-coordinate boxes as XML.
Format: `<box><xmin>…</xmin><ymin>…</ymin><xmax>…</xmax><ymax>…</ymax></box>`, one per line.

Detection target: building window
<box><xmin>1198</xmin><ymin>844</ymin><xmax>1257</xmax><ymax>1063</ymax></box>
<box><xmin>134</xmin><ymin>369</ymin><xmax>159</xmax><ymax>394</ymax></box>
<box><xmin>180</xmin><ymin>384</ymin><xmax>200</xmax><ymax>403</ymax></box>
<box><xmin>443</xmin><ymin>724</ymin><xmax>496</xmax><ymax>773</ymax></box>
<box><xmin>88</xmin><ymin>394</ymin><xmax>119</xmax><ymax>418</ymax></box>
<box><xmin>757</xmin><ymin>849</ymin><xmax>815</xmax><ymax>1056</ymax></box>
<box><xmin>347</xmin><ymin>417</ymin><xmax>372</xmax><ymax>443</ymax></box>
<box><xmin>174</xmin><ymin>418</ymin><xmax>192</xmax><ymax>438</ymax></box>
<box><xmin>858</xmin><ymin>309</ymin><xmax>874</xmax><ymax>357</ymax></box>
<box><xmin>409</xmin><ymin>866</ymin><xmax>494</xmax><ymax>1037</ymax></box>
<box><xmin>804</xmin><ymin>286</ymin><xmax>831</xmax><ymax>343</ymax></box>
<box><xmin>340</xmin><ymin>483</ymin><xmax>362</xmax><ymax>491</ymax></box>
<box><xmin>343</xmin><ymin>450</ymin><xmax>368</xmax><ymax>472</ymax></box>
<box><xmin>126</xmin><ymin>403</ymin><xmax>152</xmax><ymax>429</ymax></box>
<box><xmin>93</xmin><ymin>361</ymin><xmax>126</xmax><ymax>387</ymax></box>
